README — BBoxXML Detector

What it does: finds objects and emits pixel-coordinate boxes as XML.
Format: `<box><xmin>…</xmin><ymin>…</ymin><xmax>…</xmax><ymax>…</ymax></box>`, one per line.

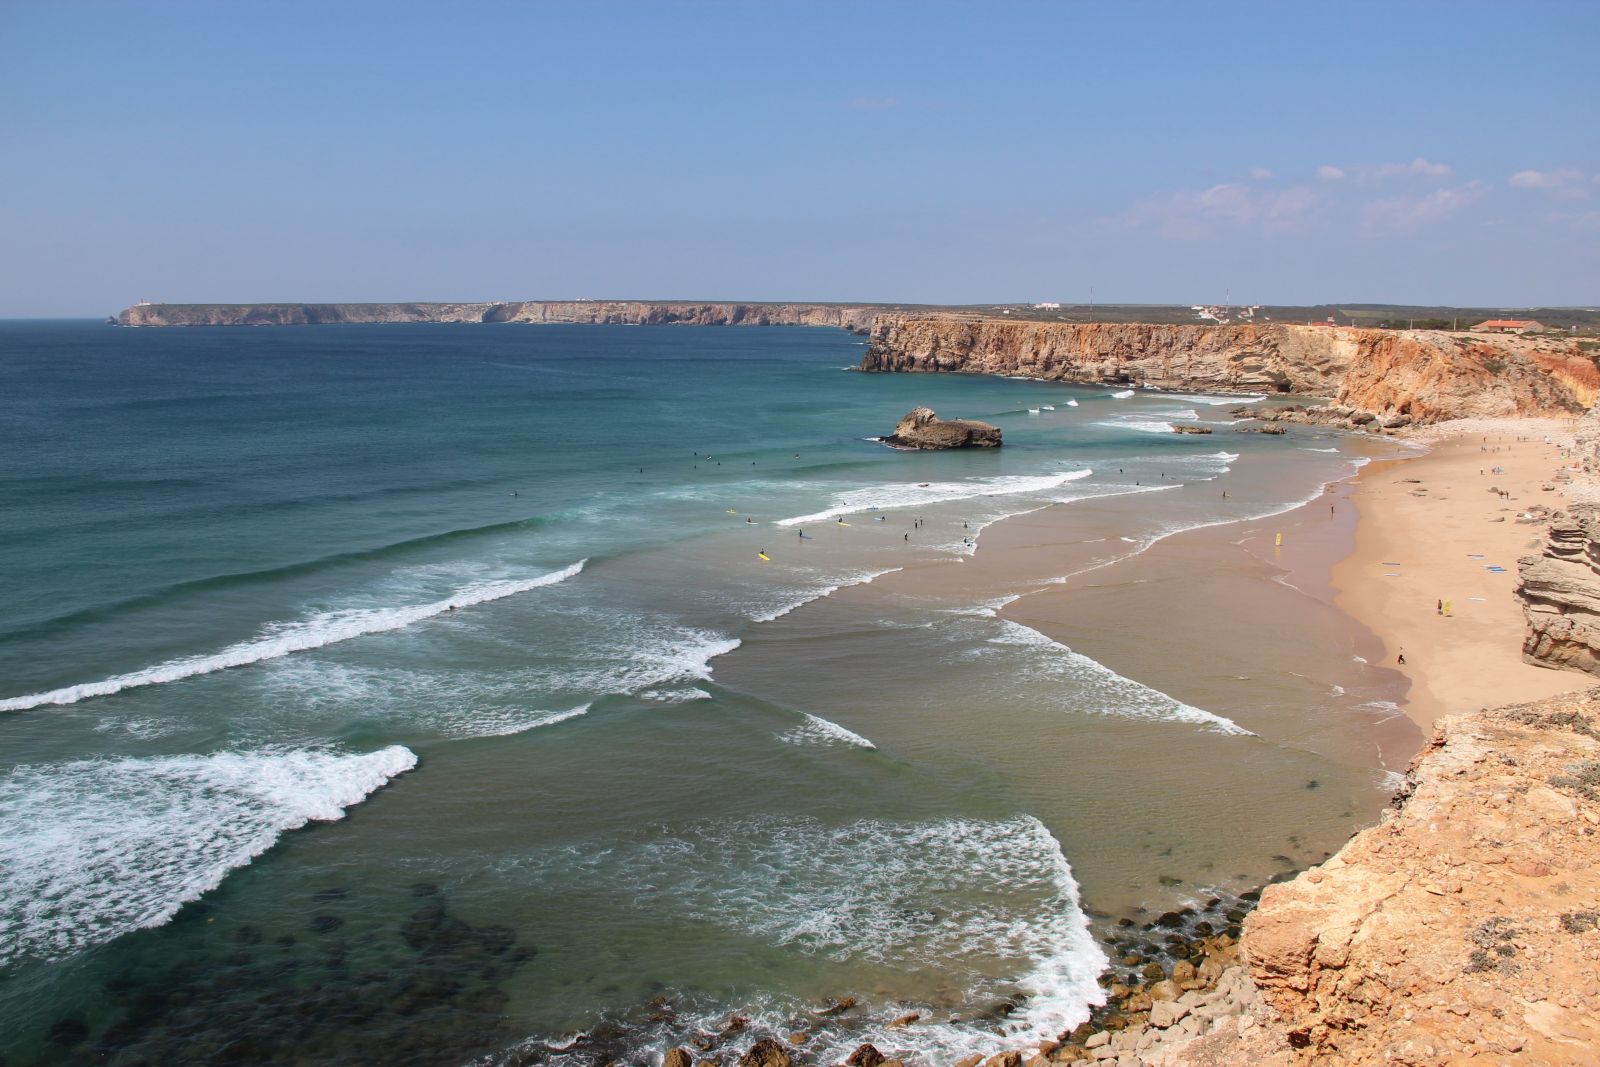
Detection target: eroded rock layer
<box><xmin>860</xmin><ymin>318</ymin><xmax>1589</xmax><ymax>424</ymax></box>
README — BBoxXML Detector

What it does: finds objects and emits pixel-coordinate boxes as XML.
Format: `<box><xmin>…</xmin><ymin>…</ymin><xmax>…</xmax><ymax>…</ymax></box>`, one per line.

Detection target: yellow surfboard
<box><xmin>757</xmin><ymin>552</ymin><xmax>770</xmax><ymax>561</ymax></box>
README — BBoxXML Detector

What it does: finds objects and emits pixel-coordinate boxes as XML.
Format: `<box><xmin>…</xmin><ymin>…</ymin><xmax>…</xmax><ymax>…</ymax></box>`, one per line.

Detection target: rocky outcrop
<box><xmin>1519</xmin><ymin>505</ymin><xmax>1600</xmax><ymax>674</ymax></box>
<box><xmin>860</xmin><ymin>319</ymin><xmax>1588</xmax><ymax>424</ymax></box>
<box><xmin>1239</xmin><ymin>690</ymin><xmax>1600</xmax><ymax>1064</ymax></box>
<box><xmin>1229</xmin><ymin>404</ymin><xmax>1411</xmax><ymax>434</ymax></box>
<box><xmin>114</xmin><ymin>301</ymin><xmax>880</xmax><ymax>332</ymax></box>
<box><xmin>881</xmin><ymin>407</ymin><xmax>1001</xmax><ymax>450</ymax></box>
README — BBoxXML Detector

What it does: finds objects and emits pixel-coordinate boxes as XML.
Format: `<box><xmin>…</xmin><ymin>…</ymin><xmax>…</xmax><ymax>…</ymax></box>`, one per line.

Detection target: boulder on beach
<box><xmin>883</xmin><ymin>406</ymin><xmax>1001</xmax><ymax>450</ymax></box>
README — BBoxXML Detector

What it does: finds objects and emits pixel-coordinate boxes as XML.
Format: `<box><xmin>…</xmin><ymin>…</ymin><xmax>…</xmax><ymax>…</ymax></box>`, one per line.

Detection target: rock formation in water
<box><xmin>882</xmin><ymin>407</ymin><xmax>1001</xmax><ymax>450</ymax></box>
<box><xmin>859</xmin><ymin>318</ymin><xmax>1591</xmax><ymax>424</ymax></box>
<box><xmin>113</xmin><ymin>301</ymin><xmax>880</xmax><ymax>332</ymax></box>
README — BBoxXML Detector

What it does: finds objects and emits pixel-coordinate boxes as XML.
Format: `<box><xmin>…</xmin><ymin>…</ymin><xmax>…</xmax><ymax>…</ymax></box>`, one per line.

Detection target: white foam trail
<box><xmin>1065</xmin><ymin>399</ymin><xmax>1079</xmax><ymax>406</ymax></box>
<box><xmin>0</xmin><ymin>561</ymin><xmax>588</xmax><ymax>712</ymax></box>
<box><xmin>989</xmin><ymin>620</ymin><xmax>1250</xmax><ymax>734</ymax></box>
<box><xmin>0</xmin><ymin>745</ymin><xmax>416</xmax><ymax>966</ymax></box>
<box><xmin>1110</xmin><ymin>389</ymin><xmax>1135</xmax><ymax>399</ymax></box>
<box><xmin>949</xmin><ymin>593</ymin><xmax>1024</xmax><ymax>617</ymax></box>
<box><xmin>1095</xmin><ymin>418</ymin><xmax>1175</xmax><ymax>435</ymax></box>
<box><xmin>778</xmin><ymin>713</ymin><xmax>877</xmax><ymax>749</ymax></box>
<box><xmin>460</xmin><ymin>703</ymin><xmax>592</xmax><ymax>738</ymax></box>
<box><xmin>776</xmin><ymin>472</ymin><xmax>1091</xmax><ymax>527</ymax></box>
<box><xmin>749</xmin><ymin>568</ymin><xmax>904</xmax><ymax>623</ymax></box>
<box><xmin>1027</xmin><ymin>408</ymin><xmax>1041</xmax><ymax>415</ymax></box>
<box><xmin>639</xmin><ymin>687</ymin><xmax>714</xmax><ymax>704</ymax></box>
<box><xmin>1149</xmin><ymin>392</ymin><xmax>1266</xmax><ymax>405</ymax></box>
<box><xmin>1301</xmin><ymin>447</ymin><xmax>1341</xmax><ymax>453</ymax></box>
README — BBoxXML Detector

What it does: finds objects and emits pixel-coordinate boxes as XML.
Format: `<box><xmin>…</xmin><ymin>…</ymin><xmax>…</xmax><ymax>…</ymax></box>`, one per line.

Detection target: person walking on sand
<box><xmin>1397</xmin><ymin>648</ymin><xmax>1406</xmax><ymax>665</ymax></box>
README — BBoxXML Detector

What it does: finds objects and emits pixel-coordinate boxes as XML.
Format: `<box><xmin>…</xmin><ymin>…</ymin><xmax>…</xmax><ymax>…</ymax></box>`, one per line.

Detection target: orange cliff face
<box><xmin>860</xmin><ymin>317</ymin><xmax>1591</xmax><ymax>423</ymax></box>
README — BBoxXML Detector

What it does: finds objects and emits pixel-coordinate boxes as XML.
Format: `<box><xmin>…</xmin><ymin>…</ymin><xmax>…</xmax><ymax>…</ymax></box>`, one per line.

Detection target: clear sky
<box><xmin>3</xmin><ymin>0</ymin><xmax>1597</xmax><ymax>316</ymax></box>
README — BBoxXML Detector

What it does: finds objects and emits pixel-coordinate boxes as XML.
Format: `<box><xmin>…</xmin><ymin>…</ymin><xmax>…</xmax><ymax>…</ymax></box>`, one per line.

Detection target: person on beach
<box><xmin>1397</xmin><ymin>648</ymin><xmax>1406</xmax><ymax>665</ymax></box>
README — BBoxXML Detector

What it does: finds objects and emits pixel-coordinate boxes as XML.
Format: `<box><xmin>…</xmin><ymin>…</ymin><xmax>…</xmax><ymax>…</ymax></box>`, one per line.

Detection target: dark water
<box><xmin>0</xmin><ymin>321</ymin><xmax>1408</xmax><ymax>1064</ymax></box>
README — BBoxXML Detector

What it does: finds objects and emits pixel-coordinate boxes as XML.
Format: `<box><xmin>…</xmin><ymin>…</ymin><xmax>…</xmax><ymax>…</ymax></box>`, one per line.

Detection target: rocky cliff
<box><xmin>1519</xmin><ymin>506</ymin><xmax>1600</xmax><ymax>675</ymax></box>
<box><xmin>860</xmin><ymin>318</ymin><xmax>1588</xmax><ymax>424</ymax></box>
<box><xmin>1236</xmin><ymin>689</ymin><xmax>1600</xmax><ymax>1064</ymax></box>
<box><xmin>1518</xmin><ymin>410</ymin><xmax>1600</xmax><ymax>675</ymax></box>
<box><xmin>114</xmin><ymin>301</ymin><xmax>879</xmax><ymax>332</ymax></box>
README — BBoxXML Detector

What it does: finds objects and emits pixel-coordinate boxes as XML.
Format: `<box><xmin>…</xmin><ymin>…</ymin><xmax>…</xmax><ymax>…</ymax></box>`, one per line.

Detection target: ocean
<box><xmin>0</xmin><ymin>321</ymin><xmax>1415</xmax><ymax>1065</ymax></box>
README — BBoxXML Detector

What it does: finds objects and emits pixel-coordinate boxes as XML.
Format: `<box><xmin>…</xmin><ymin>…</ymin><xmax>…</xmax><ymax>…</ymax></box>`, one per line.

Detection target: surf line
<box><xmin>0</xmin><ymin>560</ymin><xmax>587</xmax><ymax>713</ymax></box>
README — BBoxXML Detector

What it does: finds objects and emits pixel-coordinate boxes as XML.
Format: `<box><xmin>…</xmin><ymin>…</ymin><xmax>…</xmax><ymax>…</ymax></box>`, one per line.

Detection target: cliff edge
<box><xmin>113</xmin><ymin>301</ymin><xmax>880</xmax><ymax>332</ymax></box>
<box><xmin>1238</xmin><ymin>689</ymin><xmax>1600</xmax><ymax>1064</ymax></box>
<box><xmin>860</xmin><ymin>318</ymin><xmax>1591</xmax><ymax>424</ymax></box>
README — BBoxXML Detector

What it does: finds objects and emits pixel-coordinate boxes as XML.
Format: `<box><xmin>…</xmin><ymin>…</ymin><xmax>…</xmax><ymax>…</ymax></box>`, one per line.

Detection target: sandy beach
<box><xmin>1332</xmin><ymin>417</ymin><xmax>1592</xmax><ymax>730</ymax></box>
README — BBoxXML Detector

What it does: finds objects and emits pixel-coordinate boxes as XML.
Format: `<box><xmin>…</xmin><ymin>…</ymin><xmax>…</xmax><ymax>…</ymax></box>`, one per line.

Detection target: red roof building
<box><xmin>1471</xmin><ymin>319</ymin><xmax>1545</xmax><ymax>334</ymax></box>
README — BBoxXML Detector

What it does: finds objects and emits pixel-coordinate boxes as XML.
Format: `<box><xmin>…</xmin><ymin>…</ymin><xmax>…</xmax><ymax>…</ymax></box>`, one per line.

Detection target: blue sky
<box><xmin>3</xmin><ymin>0</ymin><xmax>1596</xmax><ymax>316</ymax></box>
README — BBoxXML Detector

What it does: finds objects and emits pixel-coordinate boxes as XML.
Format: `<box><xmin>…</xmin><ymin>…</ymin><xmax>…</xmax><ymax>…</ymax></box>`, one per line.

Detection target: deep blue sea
<box><xmin>0</xmin><ymin>321</ymin><xmax>1412</xmax><ymax>1065</ymax></box>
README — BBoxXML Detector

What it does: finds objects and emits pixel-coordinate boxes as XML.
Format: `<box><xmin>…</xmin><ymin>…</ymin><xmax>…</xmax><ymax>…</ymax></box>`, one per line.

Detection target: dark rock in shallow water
<box><xmin>882</xmin><ymin>407</ymin><xmax>1001</xmax><ymax>450</ymax></box>
<box><xmin>234</xmin><ymin>924</ymin><xmax>263</xmax><ymax>944</ymax></box>
<box><xmin>312</xmin><ymin>887</ymin><xmax>348</xmax><ymax>903</ymax></box>
<box><xmin>410</xmin><ymin>881</ymin><xmax>439</xmax><ymax>897</ymax></box>
<box><xmin>309</xmin><ymin>914</ymin><xmax>344</xmax><ymax>934</ymax></box>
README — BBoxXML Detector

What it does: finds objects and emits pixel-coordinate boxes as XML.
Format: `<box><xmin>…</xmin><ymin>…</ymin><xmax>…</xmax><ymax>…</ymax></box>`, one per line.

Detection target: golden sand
<box><xmin>1332</xmin><ymin>417</ymin><xmax>1591</xmax><ymax>729</ymax></box>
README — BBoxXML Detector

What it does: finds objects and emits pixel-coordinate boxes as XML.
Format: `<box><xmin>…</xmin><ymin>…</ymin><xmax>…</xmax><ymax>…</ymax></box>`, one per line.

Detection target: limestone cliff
<box><xmin>114</xmin><ymin>301</ymin><xmax>879</xmax><ymax>332</ymax></box>
<box><xmin>1519</xmin><ymin>506</ymin><xmax>1600</xmax><ymax>675</ymax></box>
<box><xmin>860</xmin><ymin>318</ymin><xmax>1588</xmax><ymax>424</ymax></box>
<box><xmin>1238</xmin><ymin>690</ymin><xmax>1600</xmax><ymax>1064</ymax></box>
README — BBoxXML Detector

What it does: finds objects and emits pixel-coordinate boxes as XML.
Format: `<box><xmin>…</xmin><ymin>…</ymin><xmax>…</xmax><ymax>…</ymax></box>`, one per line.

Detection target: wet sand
<box><xmin>1332</xmin><ymin>418</ymin><xmax>1591</xmax><ymax>729</ymax></box>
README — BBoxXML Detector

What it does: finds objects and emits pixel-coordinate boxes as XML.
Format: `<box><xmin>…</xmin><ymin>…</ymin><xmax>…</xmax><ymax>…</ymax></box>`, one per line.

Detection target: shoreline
<box><xmin>1332</xmin><ymin>417</ymin><xmax>1591</xmax><ymax>730</ymax></box>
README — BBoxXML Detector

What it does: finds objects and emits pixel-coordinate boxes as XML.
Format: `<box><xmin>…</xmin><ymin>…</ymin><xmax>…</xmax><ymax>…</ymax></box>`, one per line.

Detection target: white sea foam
<box><xmin>1149</xmin><ymin>392</ymin><xmax>1266</xmax><ymax>406</ymax></box>
<box><xmin>1110</xmin><ymin>389</ymin><xmax>1135</xmax><ymax>399</ymax></box>
<box><xmin>505</xmin><ymin>814</ymin><xmax>1106</xmax><ymax>1060</ymax></box>
<box><xmin>0</xmin><ymin>561</ymin><xmax>588</xmax><ymax>713</ymax></box>
<box><xmin>987</xmin><ymin>620</ymin><xmax>1250</xmax><ymax>734</ymax></box>
<box><xmin>1378</xmin><ymin>769</ymin><xmax>1408</xmax><ymax>793</ymax></box>
<box><xmin>748</xmin><ymin>568</ymin><xmax>904</xmax><ymax>623</ymax></box>
<box><xmin>778</xmin><ymin>713</ymin><xmax>877</xmax><ymax>749</ymax></box>
<box><xmin>0</xmin><ymin>744</ymin><xmax>416</xmax><ymax>966</ymax></box>
<box><xmin>774</xmin><ymin>471</ymin><xmax>1091</xmax><ymax>527</ymax></box>
<box><xmin>1095</xmin><ymin>418</ymin><xmax>1175</xmax><ymax>435</ymax></box>
<box><xmin>639</xmin><ymin>687</ymin><xmax>714</xmax><ymax>704</ymax></box>
<box><xmin>1065</xmin><ymin>399</ymin><xmax>1079</xmax><ymax>406</ymax></box>
<box><xmin>950</xmin><ymin>593</ymin><xmax>1024</xmax><ymax>618</ymax></box>
<box><xmin>1301</xmin><ymin>447</ymin><xmax>1341</xmax><ymax>453</ymax></box>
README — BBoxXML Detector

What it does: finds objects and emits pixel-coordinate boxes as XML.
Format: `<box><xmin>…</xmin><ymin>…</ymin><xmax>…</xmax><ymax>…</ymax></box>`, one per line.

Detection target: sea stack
<box><xmin>883</xmin><ymin>406</ymin><xmax>1001</xmax><ymax>450</ymax></box>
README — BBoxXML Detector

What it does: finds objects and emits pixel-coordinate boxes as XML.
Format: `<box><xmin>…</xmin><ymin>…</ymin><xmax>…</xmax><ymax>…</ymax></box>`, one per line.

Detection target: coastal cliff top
<box><xmin>1238</xmin><ymin>688</ymin><xmax>1600</xmax><ymax>1064</ymax></box>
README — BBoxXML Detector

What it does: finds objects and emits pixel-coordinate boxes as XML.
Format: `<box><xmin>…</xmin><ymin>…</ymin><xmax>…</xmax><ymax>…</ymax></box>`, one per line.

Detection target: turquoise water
<box><xmin>0</xmin><ymin>322</ymin><xmax>1407</xmax><ymax>1065</ymax></box>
